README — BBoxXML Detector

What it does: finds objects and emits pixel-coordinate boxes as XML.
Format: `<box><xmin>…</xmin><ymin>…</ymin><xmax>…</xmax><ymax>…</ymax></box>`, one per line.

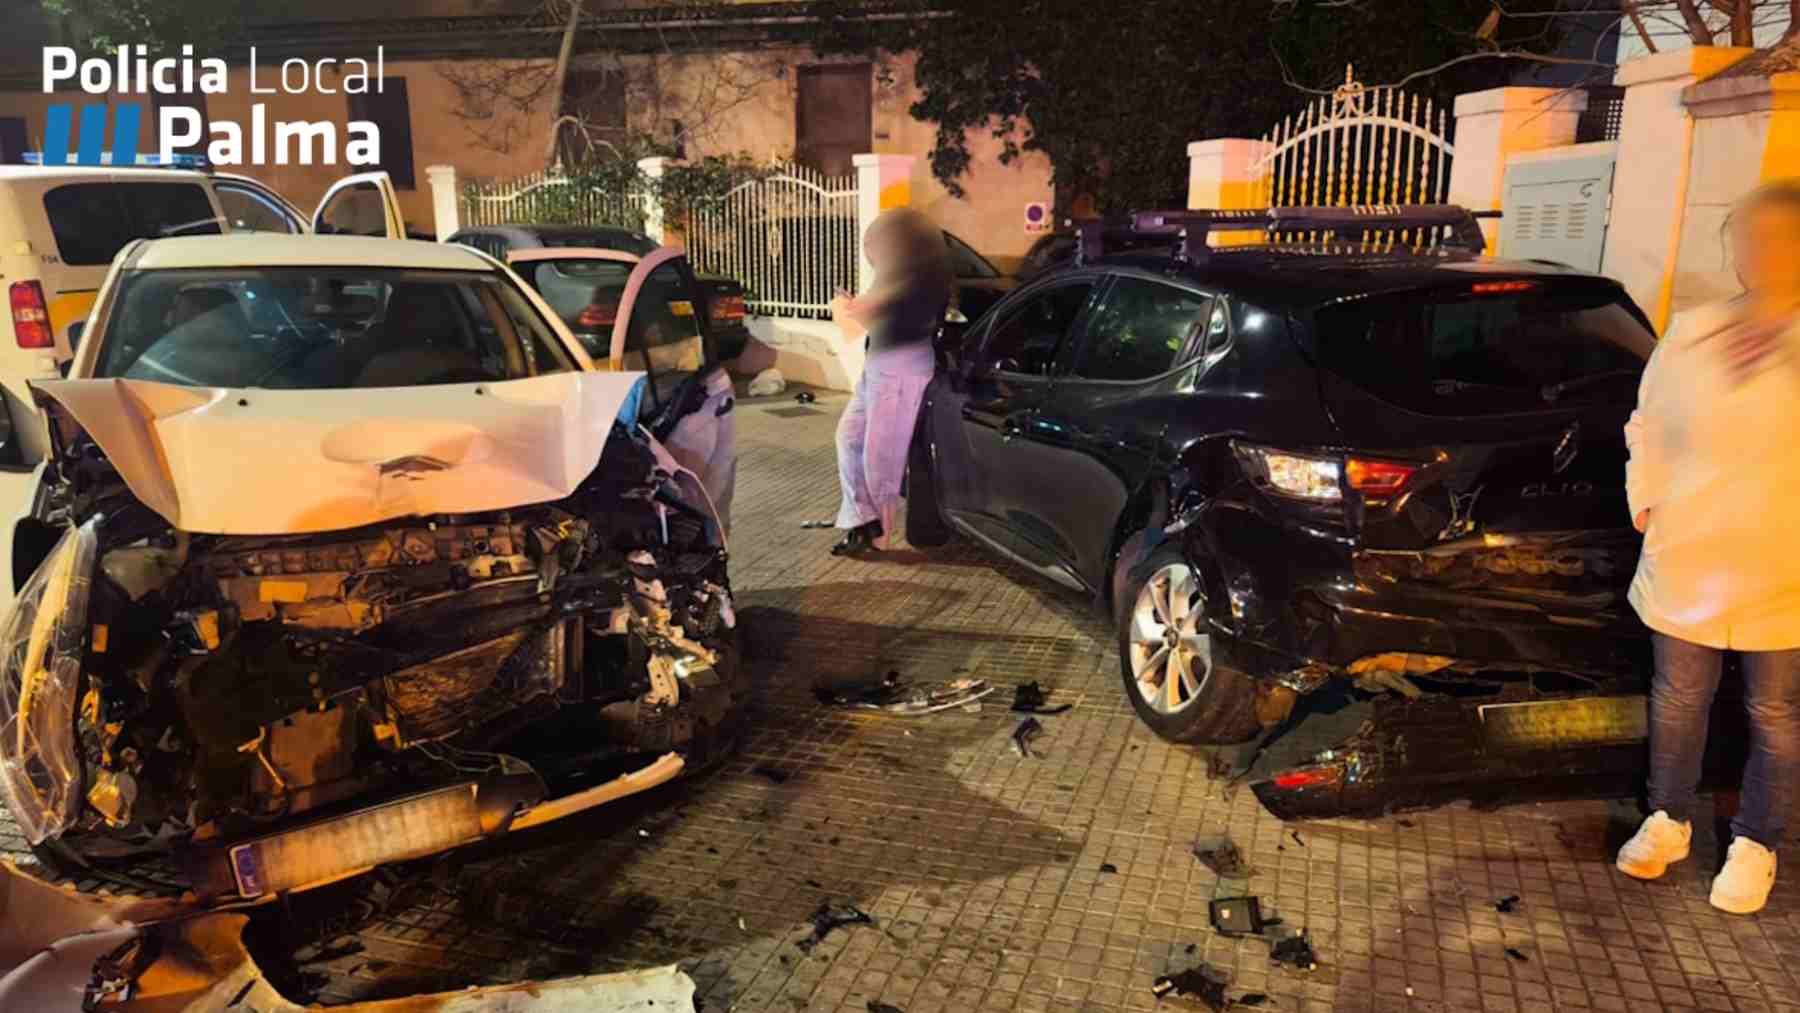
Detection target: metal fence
<box><xmin>1256</xmin><ymin>68</ymin><xmax>1454</xmax><ymax>210</ymax></box>
<box><xmin>685</xmin><ymin>163</ymin><xmax>859</xmax><ymax>319</ymax></box>
<box><xmin>460</xmin><ymin>168</ymin><xmax>649</xmax><ymax>231</ymax></box>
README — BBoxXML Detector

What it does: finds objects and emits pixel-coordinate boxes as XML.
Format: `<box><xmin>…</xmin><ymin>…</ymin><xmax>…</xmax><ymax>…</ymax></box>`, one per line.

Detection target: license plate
<box><xmin>1478</xmin><ymin>695</ymin><xmax>1648</xmax><ymax>751</ymax></box>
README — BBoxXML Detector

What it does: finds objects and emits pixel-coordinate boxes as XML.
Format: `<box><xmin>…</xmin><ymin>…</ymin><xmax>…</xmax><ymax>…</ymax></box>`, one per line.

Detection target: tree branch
<box><xmin>1670</xmin><ymin>0</ymin><xmax>1720</xmax><ymax>44</ymax></box>
<box><xmin>1623</xmin><ymin>1</ymin><xmax>1660</xmax><ymax>51</ymax></box>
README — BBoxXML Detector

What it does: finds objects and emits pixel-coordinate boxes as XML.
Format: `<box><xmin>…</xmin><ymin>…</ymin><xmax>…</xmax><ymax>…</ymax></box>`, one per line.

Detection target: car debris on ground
<box><xmin>1209</xmin><ymin>896</ymin><xmax>1268</xmax><ymax>937</ymax></box>
<box><xmin>1496</xmin><ymin>894</ymin><xmax>1520</xmax><ymax>913</ymax></box>
<box><xmin>1192</xmin><ymin>836</ymin><xmax>1252</xmax><ymax>879</ymax></box>
<box><xmin>747</xmin><ymin>367</ymin><xmax>786</xmax><ymax>396</ymax></box>
<box><xmin>1010</xmin><ymin>681</ymin><xmax>1072</xmax><ymax>715</ymax></box>
<box><xmin>1268</xmin><ymin>929</ymin><xmax>1318</xmax><ymax>972</ymax></box>
<box><xmin>1012</xmin><ymin>716</ymin><xmax>1044</xmax><ymax>757</ymax></box>
<box><xmin>813</xmin><ymin>672</ymin><xmax>995</xmax><ymax>714</ymax></box>
<box><xmin>798</xmin><ymin>903</ymin><xmax>874</xmax><ymax>953</ymax></box>
<box><xmin>1151</xmin><ymin>964</ymin><xmax>1230</xmax><ymax>1010</ymax></box>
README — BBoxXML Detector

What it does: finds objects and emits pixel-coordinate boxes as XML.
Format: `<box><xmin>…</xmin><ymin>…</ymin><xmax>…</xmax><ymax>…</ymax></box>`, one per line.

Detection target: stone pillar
<box><xmin>1447</xmin><ymin>87</ymin><xmax>1588</xmax><ymax>251</ymax></box>
<box><xmin>1185</xmin><ymin>139</ymin><xmax>1271</xmax><ymax>245</ymax></box>
<box><xmin>853</xmin><ymin>153</ymin><xmax>916</xmax><ymax>293</ymax></box>
<box><xmin>637</xmin><ymin>156</ymin><xmax>676</xmax><ymax>245</ymax></box>
<box><xmin>424</xmin><ymin>165</ymin><xmax>459</xmax><ymax>241</ymax></box>
<box><xmin>1603</xmin><ymin>48</ymin><xmax>1754</xmax><ymax>332</ymax></box>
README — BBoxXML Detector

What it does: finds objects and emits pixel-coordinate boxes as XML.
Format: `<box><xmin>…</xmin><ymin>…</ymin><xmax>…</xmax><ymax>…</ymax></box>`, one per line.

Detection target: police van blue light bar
<box><xmin>22</xmin><ymin>152</ymin><xmax>210</xmax><ymax>169</ymax></box>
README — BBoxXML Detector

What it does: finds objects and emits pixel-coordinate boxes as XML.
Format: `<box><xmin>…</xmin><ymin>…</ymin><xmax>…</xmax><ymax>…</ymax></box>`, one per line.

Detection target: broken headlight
<box><xmin>0</xmin><ymin>518</ymin><xmax>99</xmax><ymax>844</ymax></box>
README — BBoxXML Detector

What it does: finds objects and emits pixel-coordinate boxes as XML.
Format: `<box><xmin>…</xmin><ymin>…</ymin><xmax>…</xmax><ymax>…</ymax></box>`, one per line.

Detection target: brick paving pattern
<box><xmin>9</xmin><ymin>385</ymin><xmax>1800</xmax><ymax>1012</ymax></box>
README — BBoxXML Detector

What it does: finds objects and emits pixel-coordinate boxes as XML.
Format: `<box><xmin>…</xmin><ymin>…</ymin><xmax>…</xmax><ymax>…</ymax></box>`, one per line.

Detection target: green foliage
<box><xmin>40</xmin><ymin>0</ymin><xmax>238</xmax><ymax>55</ymax></box>
<box><xmin>466</xmin><ymin>142</ymin><xmax>776</xmax><ymax>231</ymax></box>
<box><xmin>818</xmin><ymin>0</ymin><xmax>1565</xmax><ymax>214</ymax></box>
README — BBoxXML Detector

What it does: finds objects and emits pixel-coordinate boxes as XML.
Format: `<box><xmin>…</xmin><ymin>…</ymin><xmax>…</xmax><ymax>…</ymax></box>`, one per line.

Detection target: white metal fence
<box><xmin>685</xmin><ymin>163</ymin><xmax>859</xmax><ymax>319</ymax></box>
<box><xmin>1255</xmin><ymin>67</ymin><xmax>1454</xmax><ymax>211</ymax></box>
<box><xmin>459</xmin><ymin>168</ymin><xmax>648</xmax><ymax>232</ymax></box>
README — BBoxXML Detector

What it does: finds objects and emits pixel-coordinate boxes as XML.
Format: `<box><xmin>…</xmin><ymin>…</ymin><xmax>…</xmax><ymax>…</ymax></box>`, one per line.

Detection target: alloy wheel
<box><xmin>1126</xmin><ymin>563</ymin><xmax>1213</xmax><ymax>715</ymax></box>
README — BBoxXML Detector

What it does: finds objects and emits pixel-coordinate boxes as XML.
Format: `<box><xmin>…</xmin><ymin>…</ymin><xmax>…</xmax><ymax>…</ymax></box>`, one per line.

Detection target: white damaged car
<box><xmin>0</xmin><ymin>234</ymin><xmax>745</xmax><ymax>906</ymax></box>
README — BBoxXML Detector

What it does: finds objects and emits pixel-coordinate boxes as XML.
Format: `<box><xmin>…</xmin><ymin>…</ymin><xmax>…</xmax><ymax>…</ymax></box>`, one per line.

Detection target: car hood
<box><xmin>32</xmin><ymin>372</ymin><xmax>646</xmax><ymax>536</ymax></box>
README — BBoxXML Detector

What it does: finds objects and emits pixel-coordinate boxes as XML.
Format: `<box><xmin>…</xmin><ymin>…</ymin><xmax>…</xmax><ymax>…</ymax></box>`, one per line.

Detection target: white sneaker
<box><xmin>1711</xmin><ymin>837</ymin><xmax>1777</xmax><ymax>914</ymax></box>
<box><xmin>1616</xmin><ymin>811</ymin><xmax>1692</xmax><ymax>880</ymax></box>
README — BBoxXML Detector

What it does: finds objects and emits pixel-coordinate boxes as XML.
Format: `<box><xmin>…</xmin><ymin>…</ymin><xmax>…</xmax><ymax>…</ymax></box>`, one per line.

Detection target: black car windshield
<box><xmin>95</xmin><ymin>267</ymin><xmax>576</xmax><ymax>389</ymax></box>
<box><xmin>1311</xmin><ymin>279</ymin><xmax>1655</xmax><ymax>416</ymax></box>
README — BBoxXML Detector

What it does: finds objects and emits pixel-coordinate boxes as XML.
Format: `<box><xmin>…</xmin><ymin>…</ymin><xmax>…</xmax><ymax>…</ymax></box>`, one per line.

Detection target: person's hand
<box><xmin>1634</xmin><ymin>509</ymin><xmax>1649</xmax><ymax>533</ymax></box>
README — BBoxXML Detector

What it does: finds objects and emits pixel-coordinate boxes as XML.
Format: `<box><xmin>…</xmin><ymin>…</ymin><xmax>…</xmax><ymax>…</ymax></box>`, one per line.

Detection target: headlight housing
<box><xmin>0</xmin><ymin>518</ymin><xmax>98</xmax><ymax>844</ymax></box>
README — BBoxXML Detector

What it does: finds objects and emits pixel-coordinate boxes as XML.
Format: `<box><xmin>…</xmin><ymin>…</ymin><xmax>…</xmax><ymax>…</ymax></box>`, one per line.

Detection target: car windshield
<box><xmin>94</xmin><ymin>267</ymin><xmax>576</xmax><ymax>389</ymax></box>
<box><xmin>1311</xmin><ymin>279</ymin><xmax>1655</xmax><ymax>416</ymax></box>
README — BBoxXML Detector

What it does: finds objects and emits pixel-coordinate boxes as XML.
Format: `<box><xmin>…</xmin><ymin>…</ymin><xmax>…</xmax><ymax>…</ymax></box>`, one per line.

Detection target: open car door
<box><xmin>611</xmin><ymin>247</ymin><xmax>737</xmax><ymax>530</ymax></box>
<box><xmin>311</xmin><ymin>171</ymin><xmax>405</xmax><ymax>238</ymax></box>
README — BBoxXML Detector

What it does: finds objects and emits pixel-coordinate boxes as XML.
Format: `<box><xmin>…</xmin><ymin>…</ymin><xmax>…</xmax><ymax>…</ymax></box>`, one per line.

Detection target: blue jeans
<box><xmin>1649</xmin><ymin>633</ymin><xmax>1800</xmax><ymax>848</ymax></box>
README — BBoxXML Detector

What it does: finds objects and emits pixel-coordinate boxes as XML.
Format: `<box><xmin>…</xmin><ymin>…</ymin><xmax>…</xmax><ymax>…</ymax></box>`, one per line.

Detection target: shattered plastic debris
<box><xmin>1208</xmin><ymin>896</ymin><xmax>1267</xmax><ymax>937</ymax></box>
<box><xmin>1099</xmin><ymin>862</ymin><xmax>1118</xmax><ymax>875</ymax></box>
<box><xmin>1192</xmin><ymin>836</ymin><xmax>1252</xmax><ymax>879</ymax></box>
<box><xmin>797</xmin><ymin>903</ymin><xmax>874</xmax><ymax>952</ymax></box>
<box><xmin>795</xmin><ymin>390</ymin><xmax>818</xmax><ymax>405</ymax></box>
<box><xmin>1150</xmin><ymin>965</ymin><xmax>1230</xmax><ymax>1010</ymax></box>
<box><xmin>1268</xmin><ymin>929</ymin><xmax>1318</xmax><ymax>972</ymax></box>
<box><xmin>747</xmin><ymin>367</ymin><xmax>786</xmax><ymax>396</ymax></box>
<box><xmin>866</xmin><ymin>1002</ymin><xmax>904</xmax><ymax>1013</ymax></box>
<box><xmin>799</xmin><ymin>519</ymin><xmax>834</xmax><ymax>529</ymax></box>
<box><xmin>1013</xmin><ymin>717</ymin><xmax>1044</xmax><ymax>757</ymax></box>
<box><xmin>1011</xmin><ymin>681</ymin><xmax>1073</xmax><ymax>715</ymax></box>
<box><xmin>1290</xmin><ymin>830</ymin><xmax>1306</xmax><ymax>848</ymax></box>
<box><xmin>1505</xmin><ymin>947</ymin><xmax>1529</xmax><ymax>963</ymax></box>
<box><xmin>814</xmin><ymin>673</ymin><xmax>996</xmax><ymax>715</ymax></box>
<box><xmin>1495</xmin><ymin>894</ymin><xmax>1520</xmax><ymax>913</ymax></box>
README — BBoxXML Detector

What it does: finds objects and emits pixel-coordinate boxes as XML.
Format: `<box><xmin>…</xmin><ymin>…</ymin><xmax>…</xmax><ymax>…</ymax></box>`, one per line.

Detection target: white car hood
<box><xmin>32</xmin><ymin>372</ymin><xmax>646</xmax><ymax>535</ymax></box>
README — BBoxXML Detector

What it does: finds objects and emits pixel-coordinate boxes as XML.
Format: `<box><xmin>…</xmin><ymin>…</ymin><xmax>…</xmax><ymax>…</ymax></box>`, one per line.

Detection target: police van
<box><xmin>0</xmin><ymin>158</ymin><xmax>403</xmax><ymax>463</ymax></box>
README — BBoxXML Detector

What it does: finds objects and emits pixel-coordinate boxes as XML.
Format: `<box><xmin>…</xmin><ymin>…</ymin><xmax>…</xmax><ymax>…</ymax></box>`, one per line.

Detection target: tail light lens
<box><xmin>709</xmin><ymin>293</ymin><xmax>747</xmax><ymax>324</ymax></box>
<box><xmin>10</xmin><ymin>282</ymin><xmax>53</xmax><ymax>349</ymax></box>
<box><xmin>575</xmin><ymin>300</ymin><xmax>618</xmax><ymax>329</ymax></box>
<box><xmin>1271</xmin><ymin>765</ymin><xmax>1344</xmax><ymax>791</ymax></box>
<box><xmin>1236</xmin><ymin>444</ymin><xmax>1421</xmax><ymax>507</ymax></box>
<box><xmin>1345</xmin><ymin>457</ymin><xmax>1419</xmax><ymax>497</ymax></box>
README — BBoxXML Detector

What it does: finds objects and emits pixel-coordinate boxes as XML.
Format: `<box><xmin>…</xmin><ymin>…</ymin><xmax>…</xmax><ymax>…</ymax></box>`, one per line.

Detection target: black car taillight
<box><xmin>1234</xmin><ymin>443</ymin><xmax>1421</xmax><ymax>515</ymax></box>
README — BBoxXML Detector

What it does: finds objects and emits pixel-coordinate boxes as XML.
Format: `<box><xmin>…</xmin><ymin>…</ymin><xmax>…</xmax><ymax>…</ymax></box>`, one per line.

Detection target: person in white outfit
<box><xmin>827</xmin><ymin>209</ymin><xmax>952</xmax><ymax>556</ymax></box>
<box><xmin>1614</xmin><ymin>182</ymin><xmax>1800</xmax><ymax>915</ymax></box>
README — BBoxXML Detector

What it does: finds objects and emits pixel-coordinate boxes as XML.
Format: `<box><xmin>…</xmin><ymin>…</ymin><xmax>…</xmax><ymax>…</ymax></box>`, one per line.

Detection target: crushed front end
<box><xmin>0</xmin><ymin>388</ymin><xmax>746</xmax><ymax>905</ymax></box>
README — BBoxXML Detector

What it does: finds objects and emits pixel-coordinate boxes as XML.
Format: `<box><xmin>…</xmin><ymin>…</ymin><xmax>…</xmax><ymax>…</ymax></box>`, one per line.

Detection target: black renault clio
<box><xmin>906</xmin><ymin>207</ymin><xmax>1657</xmax><ymax>747</ymax></box>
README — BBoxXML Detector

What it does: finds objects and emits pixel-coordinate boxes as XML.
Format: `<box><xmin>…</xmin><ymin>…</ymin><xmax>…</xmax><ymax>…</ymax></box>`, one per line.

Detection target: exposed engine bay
<box><xmin>0</xmin><ymin>384</ymin><xmax>746</xmax><ymax>905</ymax></box>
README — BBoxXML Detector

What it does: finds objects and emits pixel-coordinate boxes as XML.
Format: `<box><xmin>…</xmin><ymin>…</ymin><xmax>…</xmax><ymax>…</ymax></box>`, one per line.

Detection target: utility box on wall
<box><xmin>1499</xmin><ymin>142</ymin><xmax>1618</xmax><ymax>273</ymax></box>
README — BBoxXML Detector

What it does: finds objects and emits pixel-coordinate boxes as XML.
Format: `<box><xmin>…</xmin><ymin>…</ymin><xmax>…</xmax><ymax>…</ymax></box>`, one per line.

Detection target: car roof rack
<box><xmin>21</xmin><ymin>152</ymin><xmax>211</xmax><ymax>170</ymax></box>
<box><xmin>1073</xmin><ymin>204</ymin><xmax>1488</xmax><ymax>265</ymax></box>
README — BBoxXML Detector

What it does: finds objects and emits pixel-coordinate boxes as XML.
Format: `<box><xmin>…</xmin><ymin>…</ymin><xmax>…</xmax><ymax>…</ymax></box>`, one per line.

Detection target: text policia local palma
<box><xmin>41</xmin><ymin>46</ymin><xmax>389</xmax><ymax>168</ymax></box>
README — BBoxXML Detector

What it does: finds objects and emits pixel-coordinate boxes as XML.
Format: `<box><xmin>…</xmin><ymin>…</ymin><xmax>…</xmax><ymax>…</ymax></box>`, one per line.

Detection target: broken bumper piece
<box><xmin>186</xmin><ymin>753</ymin><xmax>683</xmax><ymax>903</ymax></box>
<box><xmin>1251</xmin><ymin>693</ymin><xmax>1748</xmax><ymax>821</ymax></box>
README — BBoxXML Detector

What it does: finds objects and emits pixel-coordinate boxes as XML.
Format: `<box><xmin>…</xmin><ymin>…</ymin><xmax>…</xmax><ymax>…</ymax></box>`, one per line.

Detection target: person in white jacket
<box><xmin>1614</xmin><ymin>183</ymin><xmax>1800</xmax><ymax>914</ymax></box>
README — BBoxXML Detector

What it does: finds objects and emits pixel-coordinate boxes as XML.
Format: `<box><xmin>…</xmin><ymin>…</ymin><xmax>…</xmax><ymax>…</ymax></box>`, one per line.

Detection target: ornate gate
<box><xmin>1255</xmin><ymin>66</ymin><xmax>1453</xmax><ymax>209</ymax></box>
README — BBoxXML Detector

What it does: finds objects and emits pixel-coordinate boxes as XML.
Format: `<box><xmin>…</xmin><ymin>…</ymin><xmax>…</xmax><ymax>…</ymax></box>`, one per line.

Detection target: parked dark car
<box><xmin>907</xmin><ymin>207</ymin><xmax>1657</xmax><ymax>760</ymax></box>
<box><xmin>448</xmin><ymin>224</ymin><xmax>752</xmax><ymax>362</ymax></box>
<box><xmin>941</xmin><ymin>229</ymin><xmax>1014</xmax><ymax>326</ymax></box>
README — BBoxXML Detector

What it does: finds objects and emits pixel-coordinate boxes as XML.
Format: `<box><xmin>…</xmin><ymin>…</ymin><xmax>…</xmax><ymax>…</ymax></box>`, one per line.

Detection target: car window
<box><xmin>623</xmin><ymin>261</ymin><xmax>704</xmax><ymax>374</ymax></box>
<box><xmin>1311</xmin><ymin>279</ymin><xmax>1654</xmax><ymax>416</ymax></box>
<box><xmin>518</xmin><ymin>258</ymin><xmax>636</xmax><ymax>359</ymax></box>
<box><xmin>1073</xmin><ymin>277</ymin><xmax>1210</xmax><ymax>382</ymax></box>
<box><xmin>42</xmin><ymin>182</ymin><xmax>221</xmax><ymax>266</ymax></box>
<box><xmin>1203</xmin><ymin>299</ymin><xmax>1230</xmax><ymax>356</ymax></box>
<box><xmin>943</xmin><ymin>231</ymin><xmax>998</xmax><ymax>279</ymax></box>
<box><xmin>215</xmin><ymin>184</ymin><xmax>300</xmax><ymax>234</ymax></box>
<box><xmin>316</xmin><ymin>182</ymin><xmax>390</xmax><ymax>236</ymax></box>
<box><xmin>94</xmin><ymin>266</ymin><xmax>575</xmax><ymax>389</ymax></box>
<box><xmin>983</xmin><ymin>281</ymin><xmax>1095</xmax><ymax>377</ymax></box>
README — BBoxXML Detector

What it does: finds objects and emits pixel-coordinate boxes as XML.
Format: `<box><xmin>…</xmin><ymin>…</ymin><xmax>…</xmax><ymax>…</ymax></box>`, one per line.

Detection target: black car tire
<box><xmin>904</xmin><ymin>416</ymin><xmax>951</xmax><ymax>548</ymax></box>
<box><xmin>1115</xmin><ymin>543</ymin><xmax>1261</xmax><ymax>745</ymax></box>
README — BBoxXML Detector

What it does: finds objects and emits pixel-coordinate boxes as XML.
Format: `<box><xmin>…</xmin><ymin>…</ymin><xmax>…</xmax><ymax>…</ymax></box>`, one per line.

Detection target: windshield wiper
<box><xmin>1541</xmin><ymin>368</ymin><xmax>1639</xmax><ymax>403</ymax></box>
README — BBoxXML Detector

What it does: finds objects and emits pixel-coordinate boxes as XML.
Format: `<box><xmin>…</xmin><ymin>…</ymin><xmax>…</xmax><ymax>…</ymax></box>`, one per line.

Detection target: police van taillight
<box><xmin>10</xmin><ymin>282</ymin><xmax>53</xmax><ymax>349</ymax></box>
